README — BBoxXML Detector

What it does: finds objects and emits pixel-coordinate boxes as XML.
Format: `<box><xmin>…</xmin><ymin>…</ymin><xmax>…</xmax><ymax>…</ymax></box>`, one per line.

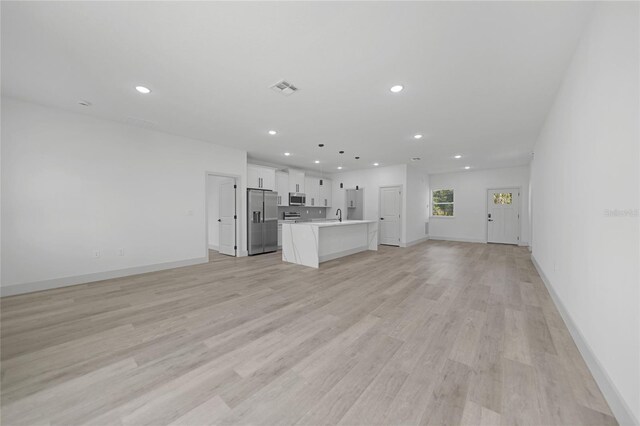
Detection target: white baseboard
<box><xmin>428</xmin><ymin>236</ymin><xmax>486</xmax><ymax>244</ymax></box>
<box><xmin>400</xmin><ymin>237</ymin><xmax>430</xmax><ymax>247</ymax></box>
<box><xmin>531</xmin><ymin>254</ymin><xmax>639</xmax><ymax>426</ymax></box>
<box><xmin>208</xmin><ymin>244</ymin><xmax>219</xmax><ymax>251</ymax></box>
<box><xmin>0</xmin><ymin>257</ymin><xmax>209</xmax><ymax>297</ymax></box>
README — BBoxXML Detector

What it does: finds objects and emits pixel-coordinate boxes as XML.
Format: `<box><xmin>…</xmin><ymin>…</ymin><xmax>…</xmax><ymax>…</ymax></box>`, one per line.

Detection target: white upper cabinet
<box><xmin>275</xmin><ymin>171</ymin><xmax>289</xmax><ymax>206</ymax></box>
<box><xmin>288</xmin><ymin>169</ymin><xmax>305</xmax><ymax>194</ymax></box>
<box><xmin>247</xmin><ymin>164</ymin><xmax>276</xmax><ymax>190</ymax></box>
<box><xmin>319</xmin><ymin>178</ymin><xmax>332</xmax><ymax>207</ymax></box>
<box><xmin>305</xmin><ymin>176</ymin><xmax>321</xmax><ymax>206</ymax></box>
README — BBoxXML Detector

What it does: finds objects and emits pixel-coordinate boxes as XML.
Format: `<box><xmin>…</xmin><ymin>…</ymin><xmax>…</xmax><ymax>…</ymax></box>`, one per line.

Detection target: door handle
<box><xmin>218</xmin><ymin>219</ymin><xmax>221</xmax><ymax>222</ymax></box>
<box><xmin>488</xmin><ymin>219</ymin><xmax>494</xmax><ymax>222</ymax></box>
<box><xmin>380</xmin><ymin>218</ymin><xmax>384</xmax><ymax>220</ymax></box>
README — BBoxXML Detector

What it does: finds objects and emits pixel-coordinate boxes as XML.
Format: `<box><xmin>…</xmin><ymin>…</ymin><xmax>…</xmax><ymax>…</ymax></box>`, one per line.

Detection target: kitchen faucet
<box><xmin>336</xmin><ymin>208</ymin><xmax>342</xmax><ymax>222</ymax></box>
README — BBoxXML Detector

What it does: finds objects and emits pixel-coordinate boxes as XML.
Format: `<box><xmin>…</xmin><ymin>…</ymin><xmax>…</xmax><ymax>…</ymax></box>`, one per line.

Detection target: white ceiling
<box><xmin>1</xmin><ymin>1</ymin><xmax>593</xmax><ymax>174</ymax></box>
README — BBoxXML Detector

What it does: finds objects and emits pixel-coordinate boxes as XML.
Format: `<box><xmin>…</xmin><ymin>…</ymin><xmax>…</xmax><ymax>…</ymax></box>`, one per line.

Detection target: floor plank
<box><xmin>1</xmin><ymin>241</ymin><xmax>616</xmax><ymax>425</ymax></box>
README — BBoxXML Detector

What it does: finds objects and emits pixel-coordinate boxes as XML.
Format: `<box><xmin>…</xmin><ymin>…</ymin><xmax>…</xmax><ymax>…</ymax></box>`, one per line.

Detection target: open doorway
<box><xmin>206</xmin><ymin>174</ymin><xmax>237</xmax><ymax>260</ymax></box>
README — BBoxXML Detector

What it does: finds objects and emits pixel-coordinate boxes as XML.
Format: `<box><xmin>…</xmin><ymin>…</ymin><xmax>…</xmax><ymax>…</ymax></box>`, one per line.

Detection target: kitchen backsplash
<box><xmin>278</xmin><ymin>206</ymin><xmax>327</xmax><ymax>220</ymax></box>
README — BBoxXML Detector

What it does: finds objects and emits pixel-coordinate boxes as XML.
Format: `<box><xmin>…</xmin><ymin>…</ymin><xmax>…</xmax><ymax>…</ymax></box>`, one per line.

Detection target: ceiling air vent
<box><xmin>270</xmin><ymin>80</ymin><xmax>298</xmax><ymax>96</ymax></box>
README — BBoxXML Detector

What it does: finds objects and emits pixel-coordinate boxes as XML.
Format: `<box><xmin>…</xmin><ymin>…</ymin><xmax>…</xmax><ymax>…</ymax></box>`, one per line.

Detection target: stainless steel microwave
<box><xmin>289</xmin><ymin>193</ymin><xmax>306</xmax><ymax>206</ymax></box>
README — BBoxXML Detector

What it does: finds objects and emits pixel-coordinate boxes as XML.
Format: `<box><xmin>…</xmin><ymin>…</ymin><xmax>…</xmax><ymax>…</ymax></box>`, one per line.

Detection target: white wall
<box><xmin>329</xmin><ymin>164</ymin><xmax>430</xmax><ymax>246</ymax></box>
<box><xmin>530</xmin><ymin>3</ymin><xmax>639</xmax><ymax>424</ymax></box>
<box><xmin>405</xmin><ymin>165</ymin><xmax>430</xmax><ymax>245</ymax></box>
<box><xmin>1</xmin><ymin>97</ymin><xmax>248</xmax><ymax>296</ymax></box>
<box><xmin>206</xmin><ymin>175</ymin><xmax>235</xmax><ymax>250</ymax></box>
<box><xmin>429</xmin><ymin>166</ymin><xmax>530</xmax><ymax>244</ymax></box>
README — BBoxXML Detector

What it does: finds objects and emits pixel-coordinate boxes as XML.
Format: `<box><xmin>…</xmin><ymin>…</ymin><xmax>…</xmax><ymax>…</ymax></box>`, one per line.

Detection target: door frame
<box><xmin>485</xmin><ymin>186</ymin><xmax>521</xmax><ymax>244</ymax></box>
<box><xmin>378</xmin><ymin>184</ymin><xmax>403</xmax><ymax>247</ymax></box>
<box><xmin>205</xmin><ymin>171</ymin><xmax>241</xmax><ymax>257</ymax></box>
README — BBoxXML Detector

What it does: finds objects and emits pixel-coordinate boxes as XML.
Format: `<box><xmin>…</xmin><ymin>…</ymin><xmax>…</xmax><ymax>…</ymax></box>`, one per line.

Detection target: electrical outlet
<box><xmin>93</xmin><ymin>250</ymin><xmax>100</xmax><ymax>258</ymax></box>
<box><xmin>117</xmin><ymin>248</ymin><xmax>124</xmax><ymax>256</ymax></box>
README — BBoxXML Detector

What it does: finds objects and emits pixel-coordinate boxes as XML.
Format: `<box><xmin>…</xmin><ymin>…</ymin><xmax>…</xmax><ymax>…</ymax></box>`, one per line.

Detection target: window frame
<box><xmin>431</xmin><ymin>188</ymin><xmax>455</xmax><ymax>218</ymax></box>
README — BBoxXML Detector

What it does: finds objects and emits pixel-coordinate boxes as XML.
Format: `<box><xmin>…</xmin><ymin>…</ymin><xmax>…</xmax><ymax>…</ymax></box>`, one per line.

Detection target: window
<box><xmin>432</xmin><ymin>189</ymin><xmax>454</xmax><ymax>216</ymax></box>
<box><xmin>493</xmin><ymin>192</ymin><xmax>512</xmax><ymax>204</ymax></box>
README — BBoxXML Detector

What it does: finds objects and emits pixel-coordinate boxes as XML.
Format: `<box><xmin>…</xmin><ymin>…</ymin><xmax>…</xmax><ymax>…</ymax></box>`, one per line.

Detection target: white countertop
<box><xmin>283</xmin><ymin>220</ymin><xmax>377</xmax><ymax>228</ymax></box>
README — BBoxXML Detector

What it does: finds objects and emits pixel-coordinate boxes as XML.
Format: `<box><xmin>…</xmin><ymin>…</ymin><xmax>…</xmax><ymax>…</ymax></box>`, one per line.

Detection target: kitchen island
<box><xmin>282</xmin><ymin>220</ymin><xmax>378</xmax><ymax>268</ymax></box>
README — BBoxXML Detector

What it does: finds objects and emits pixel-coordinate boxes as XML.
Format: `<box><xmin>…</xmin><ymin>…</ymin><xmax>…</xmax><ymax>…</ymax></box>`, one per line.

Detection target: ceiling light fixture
<box><xmin>337</xmin><ymin>166</ymin><xmax>343</xmax><ymax>170</ymax></box>
<box><xmin>411</xmin><ymin>157</ymin><xmax>421</xmax><ymax>161</ymax></box>
<box><xmin>314</xmin><ymin>160</ymin><xmax>320</xmax><ymax>164</ymax></box>
<box><xmin>454</xmin><ymin>155</ymin><xmax>462</xmax><ymax>159</ymax></box>
<box><xmin>464</xmin><ymin>166</ymin><xmax>471</xmax><ymax>170</ymax></box>
<box><xmin>373</xmin><ymin>163</ymin><xmax>379</xmax><ymax>166</ymax></box>
<box><xmin>135</xmin><ymin>86</ymin><xmax>151</xmax><ymax>94</ymax></box>
<box><xmin>414</xmin><ymin>134</ymin><xmax>423</xmax><ymax>139</ymax></box>
<box><xmin>268</xmin><ymin>130</ymin><xmax>277</xmax><ymax>135</ymax></box>
<box><xmin>78</xmin><ymin>100</ymin><xmax>92</xmax><ymax>107</ymax></box>
<box><xmin>390</xmin><ymin>85</ymin><xmax>404</xmax><ymax>93</ymax></box>
<box><xmin>284</xmin><ymin>152</ymin><xmax>290</xmax><ymax>156</ymax></box>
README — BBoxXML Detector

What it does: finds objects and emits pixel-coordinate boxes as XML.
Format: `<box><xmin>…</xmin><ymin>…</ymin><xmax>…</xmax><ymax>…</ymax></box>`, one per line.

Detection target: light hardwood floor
<box><xmin>1</xmin><ymin>241</ymin><xmax>616</xmax><ymax>425</ymax></box>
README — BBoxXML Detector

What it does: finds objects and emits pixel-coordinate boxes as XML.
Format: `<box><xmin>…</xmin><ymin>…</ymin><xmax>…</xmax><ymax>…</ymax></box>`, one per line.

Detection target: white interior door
<box><xmin>487</xmin><ymin>188</ymin><xmax>520</xmax><ymax>244</ymax></box>
<box><xmin>218</xmin><ymin>180</ymin><xmax>236</xmax><ymax>256</ymax></box>
<box><xmin>379</xmin><ymin>186</ymin><xmax>401</xmax><ymax>246</ymax></box>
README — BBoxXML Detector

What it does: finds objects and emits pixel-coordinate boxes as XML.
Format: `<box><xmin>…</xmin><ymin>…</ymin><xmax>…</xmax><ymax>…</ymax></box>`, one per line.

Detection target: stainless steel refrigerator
<box><xmin>247</xmin><ymin>189</ymin><xmax>278</xmax><ymax>255</ymax></box>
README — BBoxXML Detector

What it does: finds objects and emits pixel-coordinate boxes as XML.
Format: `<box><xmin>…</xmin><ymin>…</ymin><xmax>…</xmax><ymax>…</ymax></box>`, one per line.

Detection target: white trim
<box><xmin>208</xmin><ymin>244</ymin><xmax>219</xmax><ymax>251</ymax></box>
<box><xmin>428</xmin><ymin>236</ymin><xmax>486</xmax><ymax>244</ymax></box>
<box><xmin>205</xmin><ymin>171</ymin><xmax>240</xmax><ymax>258</ymax></box>
<box><xmin>0</xmin><ymin>257</ymin><xmax>208</xmax><ymax>297</ymax></box>
<box><xmin>531</xmin><ymin>254</ymin><xmax>639</xmax><ymax>426</ymax></box>
<box><xmin>486</xmin><ymin>186</ymin><xmax>521</xmax><ymax>244</ymax></box>
<box><xmin>378</xmin><ymin>184</ymin><xmax>403</xmax><ymax>247</ymax></box>
<box><xmin>400</xmin><ymin>237</ymin><xmax>430</xmax><ymax>247</ymax></box>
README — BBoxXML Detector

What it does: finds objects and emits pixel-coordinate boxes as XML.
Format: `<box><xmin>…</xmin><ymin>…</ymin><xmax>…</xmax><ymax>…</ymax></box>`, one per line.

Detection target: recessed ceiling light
<box><xmin>464</xmin><ymin>166</ymin><xmax>471</xmax><ymax>170</ymax></box>
<box><xmin>373</xmin><ymin>163</ymin><xmax>379</xmax><ymax>166</ymax></box>
<box><xmin>454</xmin><ymin>155</ymin><xmax>462</xmax><ymax>159</ymax></box>
<box><xmin>135</xmin><ymin>86</ymin><xmax>151</xmax><ymax>94</ymax></box>
<box><xmin>78</xmin><ymin>100</ymin><xmax>92</xmax><ymax>107</ymax></box>
<box><xmin>284</xmin><ymin>152</ymin><xmax>290</xmax><ymax>156</ymax></box>
<box><xmin>337</xmin><ymin>166</ymin><xmax>343</xmax><ymax>170</ymax></box>
<box><xmin>390</xmin><ymin>85</ymin><xmax>404</xmax><ymax>93</ymax></box>
<box><xmin>411</xmin><ymin>157</ymin><xmax>421</xmax><ymax>161</ymax></box>
<box><xmin>414</xmin><ymin>134</ymin><xmax>423</xmax><ymax>140</ymax></box>
<box><xmin>314</xmin><ymin>160</ymin><xmax>320</xmax><ymax>164</ymax></box>
<box><xmin>268</xmin><ymin>130</ymin><xmax>277</xmax><ymax>135</ymax></box>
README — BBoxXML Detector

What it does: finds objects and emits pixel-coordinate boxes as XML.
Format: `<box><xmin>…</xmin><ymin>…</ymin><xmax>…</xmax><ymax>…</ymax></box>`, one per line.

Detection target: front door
<box><xmin>487</xmin><ymin>188</ymin><xmax>520</xmax><ymax>244</ymax></box>
<box><xmin>218</xmin><ymin>180</ymin><xmax>236</xmax><ymax>256</ymax></box>
<box><xmin>379</xmin><ymin>186</ymin><xmax>401</xmax><ymax>246</ymax></box>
